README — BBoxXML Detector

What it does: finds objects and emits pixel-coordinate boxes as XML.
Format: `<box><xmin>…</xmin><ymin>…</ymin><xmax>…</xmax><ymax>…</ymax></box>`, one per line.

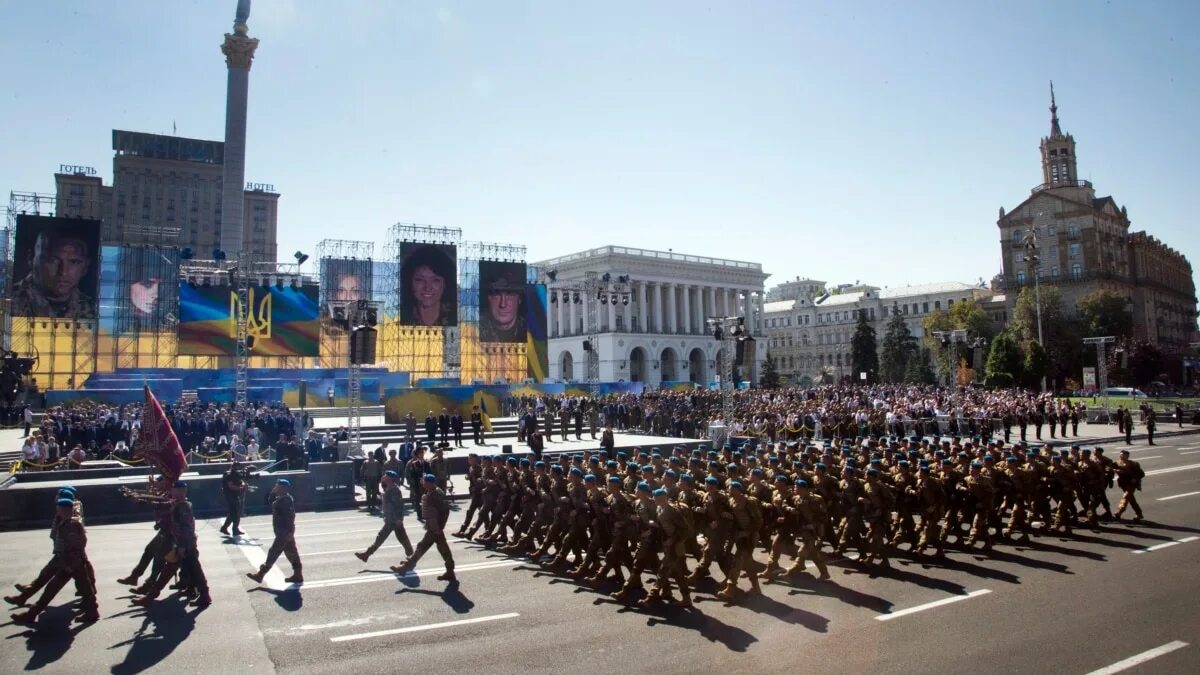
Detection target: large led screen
<box><xmin>10</xmin><ymin>215</ymin><xmax>102</xmax><ymax>319</ymax></box>
<box><xmin>399</xmin><ymin>243</ymin><xmax>457</xmax><ymax>327</ymax></box>
<box><xmin>177</xmin><ymin>282</ymin><xmax>320</xmax><ymax>356</ymax></box>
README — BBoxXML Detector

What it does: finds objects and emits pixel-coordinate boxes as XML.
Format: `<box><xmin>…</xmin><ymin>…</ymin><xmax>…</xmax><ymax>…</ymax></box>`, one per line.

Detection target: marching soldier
<box><xmin>645</xmin><ymin>488</ymin><xmax>693</xmax><ymax>609</ymax></box>
<box><xmin>911</xmin><ymin>466</ymin><xmax>947</xmax><ymax>556</ymax></box>
<box><xmin>247</xmin><ymin>479</ymin><xmax>303</xmax><ymax>585</ymax></box>
<box><xmin>1113</xmin><ymin>450</ymin><xmax>1145</xmax><ymax>522</ymax></box>
<box><xmin>7</xmin><ymin>487</ymin><xmax>97</xmax><ymax>621</ymax></box>
<box><xmin>10</xmin><ymin>496</ymin><xmax>98</xmax><ymax>626</ymax></box>
<box><xmin>717</xmin><ymin>481</ymin><xmax>763</xmax><ymax>601</ymax></box>
<box><xmin>391</xmin><ymin>474</ymin><xmax>456</xmax><ymax>581</ymax></box>
<box><xmin>356</xmin><ymin>470</ymin><xmax>415</xmax><ymax>562</ymax></box>
<box><xmin>134</xmin><ymin>481</ymin><xmax>210</xmax><ymax>607</ymax></box>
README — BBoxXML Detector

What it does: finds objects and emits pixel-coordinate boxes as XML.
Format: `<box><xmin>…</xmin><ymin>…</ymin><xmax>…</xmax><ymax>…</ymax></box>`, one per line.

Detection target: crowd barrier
<box><xmin>0</xmin><ymin>461</ymin><xmax>354</xmax><ymax>531</ymax></box>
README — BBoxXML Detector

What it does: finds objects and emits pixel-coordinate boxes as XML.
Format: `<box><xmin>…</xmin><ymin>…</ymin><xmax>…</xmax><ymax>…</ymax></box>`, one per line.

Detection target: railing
<box><xmin>1031</xmin><ymin>179</ymin><xmax>1093</xmax><ymax>194</ymax></box>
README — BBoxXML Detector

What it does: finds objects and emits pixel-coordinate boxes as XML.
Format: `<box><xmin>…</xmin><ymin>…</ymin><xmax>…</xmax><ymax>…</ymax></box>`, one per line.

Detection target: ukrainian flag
<box><xmin>480</xmin><ymin>396</ymin><xmax>494</xmax><ymax>433</ymax></box>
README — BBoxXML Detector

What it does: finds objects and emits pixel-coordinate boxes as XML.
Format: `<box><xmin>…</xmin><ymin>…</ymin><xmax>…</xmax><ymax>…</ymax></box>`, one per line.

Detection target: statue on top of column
<box><xmin>234</xmin><ymin>0</ymin><xmax>251</xmax><ymax>35</ymax></box>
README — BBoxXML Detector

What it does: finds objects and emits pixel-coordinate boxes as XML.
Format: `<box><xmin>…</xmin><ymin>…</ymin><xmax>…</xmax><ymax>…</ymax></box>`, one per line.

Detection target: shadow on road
<box><xmin>779</xmin><ymin>575</ymin><xmax>894</xmax><ymax>614</ymax></box>
<box><xmin>251</xmin><ymin>586</ymin><xmax>303</xmax><ymax>612</ymax></box>
<box><xmin>394</xmin><ymin>581</ymin><xmax>475</xmax><ymax>614</ymax></box>
<box><xmin>106</xmin><ymin>597</ymin><xmax>198</xmax><ymax>675</ymax></box>
<box><xmin>4</xmin><ymin>605</ymin><xmax>84</xmax><ymax>670</ymax></box>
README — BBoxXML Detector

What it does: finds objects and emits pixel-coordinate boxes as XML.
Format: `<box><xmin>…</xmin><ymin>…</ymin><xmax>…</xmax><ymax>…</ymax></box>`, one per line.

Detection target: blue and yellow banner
<box><xmin>178</xmin><ymin>283</ymin><xmax>320</xmax><ymax>356</ymax></box>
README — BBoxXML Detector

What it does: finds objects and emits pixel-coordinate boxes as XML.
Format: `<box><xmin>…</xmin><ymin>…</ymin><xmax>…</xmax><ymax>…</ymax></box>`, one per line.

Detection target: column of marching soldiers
<box><xmin>408</xmin><ymin>434</ymin><xmax>1148</xmax><ymax>609</ymax></box>
<box><xmin>6</xmin><ymin>434</ymin><xmax>1150</xmax><ymax>625</ymax></box>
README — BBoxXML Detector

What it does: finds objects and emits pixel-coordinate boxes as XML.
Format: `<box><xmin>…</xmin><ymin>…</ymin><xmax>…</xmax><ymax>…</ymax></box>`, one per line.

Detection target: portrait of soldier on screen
<box><xmin>479</xmin><ymin>261</ymin><xmax>527</xmax><ymax>343</ymax></box>
<box><xmin>10</xmin><ymin>219</ymin><xmax>99</xmax><ymax>320</ymax></box>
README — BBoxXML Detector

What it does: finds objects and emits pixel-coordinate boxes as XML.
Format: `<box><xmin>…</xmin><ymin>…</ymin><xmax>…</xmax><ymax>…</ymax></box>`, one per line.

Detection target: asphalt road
<box><xmin>2</xmin><ymin>433</ymin><xmax>1199</xmax><ymax>674</ymax></box>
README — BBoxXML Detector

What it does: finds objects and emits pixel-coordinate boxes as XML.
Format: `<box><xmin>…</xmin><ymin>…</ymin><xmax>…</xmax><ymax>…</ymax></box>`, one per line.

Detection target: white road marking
<box><xmin>1179</xmin><ymin>450</ymin><xmax>1200</xmax><ymax>455</ymax></box>
<box><xmin>875</xmin><ymin>589</ymin><xmax>992</xmax><ymax>621</ymax></box>
<box><xmin>1157</xmin><ymin>491</ymin><xmax>1200</xmax><ymax>501</ymax></box>
<box><xmin>1137</xmin><ymin>456</ymin><xmax>1162</xmax><ymax>460</ymax></box>
<box><xmin>298</xmin><ymin>559</ymin><xmax>521</xmax><ymax>590</ymax></box>
<box><xmin>306</xmin><ymin>544</ymin><xmax>406</xmax><ymax>558</ymax></box>
<box><xmin>264</xmin><ymin>528</ymin><xmax>381</xmax><ymax>539</ymax></box>
<box><xmin>1084</xmin><ymin>640</ymin><xmax>1189</xmax><ymax>675</ymax></box>
<box><xmin>1132</xmin><ymin>536</ymin><xmax>1200</xmax><ymax>554</ymax></box>
<box><xmin>228</xmin><ymin>534</ymin><xmax>291</xmax><ymax>591</ymax></box>
<box><xmin>330</xmin><ymin>612</ymin><xmax>520</xmax><ymax>643</ymax></box>
<box><xmin>265</xmin><ymin>613</ymin><xmax>411</xmax><ymax>636</ymax></box>
<box><xmin>1146</xmin><ymin>463</ymin><xmax>1200</xmax><ymax>476</ymax></box>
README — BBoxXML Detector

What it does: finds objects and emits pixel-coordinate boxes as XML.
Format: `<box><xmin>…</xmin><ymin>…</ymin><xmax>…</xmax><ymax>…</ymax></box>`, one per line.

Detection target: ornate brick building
<box><xmin>996</xmin><ymin>85</ymin><xmax>1198</xmax><ymax>359</ymax></box>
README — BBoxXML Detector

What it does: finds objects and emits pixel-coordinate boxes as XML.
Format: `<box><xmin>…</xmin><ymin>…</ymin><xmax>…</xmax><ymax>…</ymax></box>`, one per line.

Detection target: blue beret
<box><xmin>551</xmin><ymin>465</ymin><xmax>564</xmax><ymax>473</ymax></box>
<box><xmin>606</xmin><ymin>460</ymin><xmax>618</xmax><ymax>468</ymax></box>
<box><xmin>569</xmin><ymin>467</ymin><xmax>583</xmax><ymax>476</ymax></box>
<box><xmin>866</xmin><ymin>468</ymin><xmax>879</xmax><ymax>476</ymax></box>
<box><xmin>628</xmin><ymin>464</ymin><xmax>640</xmax><ymax>472</ymax></box>
<box><xmin>608</xmin><ymin>475</ymin><xmax>622</xmax><ymax>484</ymax></box>
<box><xmin>651</xmin><ymin>453</ymin><xmax>662</xmax><ymax>460</ymax></box>
<box><xmin>589</xmin><ymin>456</ymin><xmax>600</xmax><ymax>464</ymax></box>
<box><xmin>1006</xmin><ymin>456</ymin><xmax>1019</xmax><ymax>463</ymax></box>
<box><xmin>1051</xmin><ymin>455</ymin><xmax>1062</xmax><ymax>462</ymax></box>
<box><xmin>652</xmin><ymin>488</ymin><xmax>667</xmax><ymax>497</ymax></box>
<box><xmin>795</xmin><ymin>478</ymin><xmax>809</xmax><ymax>487</ymax></box>
<box><xmin>705</xmin><ymin>476</ymin><xmax>720</xmax><ymax>485</ymax></box>
<box><xmin>276</xmin><ymin>479</ymin><xmax>290</xmax><ymax>487</ymax></box>
<box><xmin>534</xmin><ymin>461</ymin><xmax>546</xmax><ymax>468</ymax></box>
<box><xmin>59</xmin><ymin>485</ymin><xmax>77</xmax><ymax>494</ymax></box>
<box><xmin>815</xmin><ymin>463</ymin><xmax>826</xmax><ymax>471</ymax></box>
<box><xmin>919</xmin><ymin>466</ymin><xmax>931</xmax><ymax>473</ymax></box>
<box><xmin>729</xmin><ymin>481</ymin><xmax>745</xmax><ymax>493</ymax></box>
<box><xmin>423</xmin><ymin>473</ymin><xmax>436</xmax><ymax>483</ymax></box>
<box><xmin>175</xmin><ymin>481</ymin><xmax>189</xmax><ymax>489</ymax></box>
<box><xmin>617</xmin><ymin>452</ymin><xmax>628</xmax><ymax>459</ymax></box>
<box><xmin>519</xmin><ymin>458</ymin><xmax>531</xmax><ymax>466</ymax></box>
<box><xmin>664</xmin><ymin>469</ymin><xmax>678</xmax><ymax>479</ymax></box>
<box><xmin>1081</xmin><ymin>449</ymin><xmax>1092</xmax><ymax>455</ymax></box>
<box><xmin>506</xmin><ymin>457</ymin><xmax>518</xmax><ymax>465</ymax></box>
<box><xmin>970</xmin><ymin>461</ymin><xmax>983</xmax><ymax>469</ymax></box>
<box><xmin>941</xmin><ymin>459</ymin><xmax>953</xmax><ymax>466</ymax></box>
<box><xmin>56</xmin><ymin>498</ymin><xmax>74</xmax><ymax>507</ymax></box>
<box><xmin>385</xmin><ymin>470</ymin><xmax>399</xmax><ymax>478</ymax></box>
<box><xmin>679</xmin><ymin>474</ymin><xmax>694</xmax><ymax>483</ymax></box>
<box><xmin>636</xmin><ymin>481</ymin><xmax>651</xmax><ymax>493</ymax></box>
<box><xmin>898</xmin><ymin>460</ymin><xmax>910</xmax><ymax>467</ymax></box>
<box><xmin>583</xmin><ymin>474</ymin><xmax>597</xmax><ymax>483</ymax></box>
<box><xmin>57</xmin><ymin>489</ymin><xmax>75</xmax><ymax>500</ymax></box>
<box><xmin>751</xmin><ymin>468</ymin><xmax>764</xmax><ymax>477</ymax></box>
<box><xmin>774</xmin><ymin>474</ymin><xmax>789</xmax><ymax>483</ymax></box>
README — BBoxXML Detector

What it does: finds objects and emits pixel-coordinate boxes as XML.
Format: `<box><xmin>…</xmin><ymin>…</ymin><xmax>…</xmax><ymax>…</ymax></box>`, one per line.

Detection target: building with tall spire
<box><xmin>219</xmin><ymin>0</ymin><xmax>259</xmax><ymax>260</ymax></box>
<box><xmin>996</xmin><ymin>84</ymin><xmax>1198</xmax><ymax>360</ymax></box>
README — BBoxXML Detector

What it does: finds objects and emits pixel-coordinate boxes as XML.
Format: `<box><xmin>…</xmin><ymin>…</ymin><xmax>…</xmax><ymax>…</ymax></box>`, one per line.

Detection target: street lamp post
<box><xmin>1022</xmin><ymin>228</ymin><xmax>1046</xmax><ymax>392</ymax></box>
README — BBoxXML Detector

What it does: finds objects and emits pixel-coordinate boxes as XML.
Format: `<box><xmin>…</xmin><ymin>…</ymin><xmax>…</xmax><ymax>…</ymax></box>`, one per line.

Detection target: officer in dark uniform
<box><xmin>220</xmin><ymin>461</ymin><xmax>249</xmax><ymax>536</ymax></box>
<box><xmin>247</xmin><ymin>479</ymin><xmax>303</xmax><ymax>584</ymax></box>
<box><xmin>470</xmin><ymin>406</ymin><xmax>484</xmax><ymax>445</ymax></box>
<box><xmin>1124</xmin><ymin>409</ymin><xmax>1134</xmax><ymax>445</ymax></box>
<box><xmin>438</xmin><ymin>408</ymin><xmax>451</xmax><ymax>445</ymax></box>
<box><xmin>451</xmin><ymin>411</ymin><xmax>464</xmax><ymax>447</ymax></box>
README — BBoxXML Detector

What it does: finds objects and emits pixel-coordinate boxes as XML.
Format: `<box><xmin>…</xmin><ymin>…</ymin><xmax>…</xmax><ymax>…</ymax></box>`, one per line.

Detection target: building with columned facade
<box><xmin>762</xmin><ymin>279</ymin><xmax>993</xmax><ymax>385</ymax></box>
<box><xmin>534</xmin><ymin>245</ymin><xmax>770</xmax><ymax>387</ymax></box>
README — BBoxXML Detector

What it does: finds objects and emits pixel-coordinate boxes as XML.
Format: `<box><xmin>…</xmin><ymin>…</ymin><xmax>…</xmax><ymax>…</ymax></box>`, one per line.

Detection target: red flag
<box><xmin>134</xmin><ymin>386</ymin><xmax>188</xmax><ymax>481</ymax></box>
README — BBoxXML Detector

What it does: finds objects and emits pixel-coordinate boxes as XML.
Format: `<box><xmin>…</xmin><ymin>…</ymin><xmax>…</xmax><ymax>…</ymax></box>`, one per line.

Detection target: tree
<box><xmin>1078</xmin><ymin>290</ymin><xmax>1134</xmax><ymax>340</ymax></box>
<box><xmin>1013</xmin><ymin>285</ymin><xmax>1082</xmax><ymax>390</ymax></box>
<box><xmin>1023</xmin><ymin>339</ymin><xmax>1048</xmax><ymax>390</ymax></box>
<box><xmin>923</xmin><ymin>299</ymin><xmax>996</xmax><ymax>384</ymax></box>
<box><xmin>760</xmin><ymin>352</ymin><xmax>782</xmax><ymax>389</ymax></box>
<box><xmin>984</xmin><ymin>330</ymin><xmax>1024</xmax><ymax>387</ymax></box>
<box><xmin>1107</xmin><ymin>338</ymin><xmax>1165</xmax><ymax>387</ymax></box>
<box><xmin>880</xmin><ymin>313</ymin><xmax>918</xmax><ymax>383</ymax></box>
<box><xmin>905</xmin><ymin>348</ymin><xmax>937</xmax><ymax>384</ymax></box>
<box><xmin>850</xmin><ymin>311</ymin><xmax>879</xmax><ymax>383</ymax></box>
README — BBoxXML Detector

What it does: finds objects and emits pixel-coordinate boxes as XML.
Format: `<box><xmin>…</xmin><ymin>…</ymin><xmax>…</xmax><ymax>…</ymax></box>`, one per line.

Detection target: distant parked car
<box><xmin>1101</xmin><ymin>387</ymin><xmax>1147</xmax><ymax>398</ymax></box>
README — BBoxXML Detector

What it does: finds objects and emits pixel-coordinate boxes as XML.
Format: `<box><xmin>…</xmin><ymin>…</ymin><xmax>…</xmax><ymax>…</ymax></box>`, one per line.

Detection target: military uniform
<box><xmin>394</xmin><ymin>480</ymin><xmax>455</xmax><ymax>580</ymax></box>
<box><xmin>10</xmin><ymin>504</ymin><xmax>98</xmax><ymax>625</ymax></box>
<box><xmin>358</xmin><ymin>480</ymin><xmax>414</xmax><ymax>561</ymax></box>
<box><xmin>250</xmin><ymin>487</ymin><xmax>303</xmax><ymax>583</ymax></box>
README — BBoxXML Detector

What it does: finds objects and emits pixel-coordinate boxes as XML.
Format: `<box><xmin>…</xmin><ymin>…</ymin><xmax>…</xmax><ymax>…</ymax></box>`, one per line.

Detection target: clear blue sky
<box><xmin>2</xmin><ymin>0</ymin><xmax>1198</xmax><ymax>292</ymax></box>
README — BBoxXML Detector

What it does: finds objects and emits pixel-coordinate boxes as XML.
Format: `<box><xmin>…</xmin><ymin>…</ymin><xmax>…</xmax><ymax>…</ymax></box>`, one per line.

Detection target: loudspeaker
<box><xmin>350</xmin><ymin>326</ymin><xmax>378</xmax><ymax>364</ymax></box>
<box><xmin>735</xmin><ymin>338</ymin><xmax>746</xmax><ymax>366</ymax></box>
<box><xmin>298</xmin><ymin>381</ymin><xmax>307</xmax><ymax>407</ymax></box>
<box><xmin>583</xmin><ymin>340</ymin><xmax>592</xmax><ymax>353</ymax></box>
<box><xmin>502</xmin><ymin>444</ymin><xmax>513</xmax><ymax>454</ymax></box>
